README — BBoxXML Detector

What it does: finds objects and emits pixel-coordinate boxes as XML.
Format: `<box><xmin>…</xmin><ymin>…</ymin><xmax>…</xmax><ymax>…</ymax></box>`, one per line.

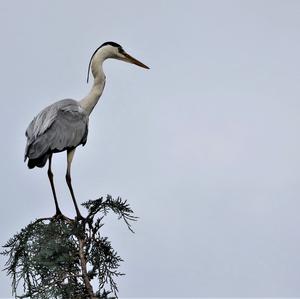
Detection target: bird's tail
<box><xmin>27</xmin><ymin>154</ymin><xmax>49</xmax><ymax>169</ymax></box>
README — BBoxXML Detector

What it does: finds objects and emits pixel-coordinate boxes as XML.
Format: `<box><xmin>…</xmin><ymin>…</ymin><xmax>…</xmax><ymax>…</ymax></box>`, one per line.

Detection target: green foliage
<box><xmin>2</xmin><ymin>195</ymin><xmax>137</xmax><ymax>299</ymax></box>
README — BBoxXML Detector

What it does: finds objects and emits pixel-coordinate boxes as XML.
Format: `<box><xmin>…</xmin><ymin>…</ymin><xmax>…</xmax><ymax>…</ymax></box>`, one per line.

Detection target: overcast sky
<box><xmin>1</xmin><ymin>0</ymin><xmax>300</xmax><ymax>298</ymax></box>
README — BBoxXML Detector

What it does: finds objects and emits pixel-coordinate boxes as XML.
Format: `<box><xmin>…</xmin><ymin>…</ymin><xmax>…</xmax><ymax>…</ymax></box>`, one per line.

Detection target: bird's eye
<box><xmin>118</xmin><ymin>47</ymin><xmax>124</xmax><ymax>54</ymax></box>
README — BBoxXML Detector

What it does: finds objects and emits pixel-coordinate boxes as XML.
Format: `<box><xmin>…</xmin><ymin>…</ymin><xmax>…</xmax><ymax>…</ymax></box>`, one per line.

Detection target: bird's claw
<box><xmin>75</xmin><ymin>214</ymin><xmax>86</xmax><ymax>222</ymax></box>
<box><xmin>52</xmin><ymin>211</ymin><xmax>73</xmax><ymax>222</ymax></box>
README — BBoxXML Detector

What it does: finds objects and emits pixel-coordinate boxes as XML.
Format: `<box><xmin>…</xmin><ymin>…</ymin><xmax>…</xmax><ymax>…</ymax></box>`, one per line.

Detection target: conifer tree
<box><xmin>2</xmin><ymin>195</ymin><xmax>137</xmax><ymax>299</ymax></box>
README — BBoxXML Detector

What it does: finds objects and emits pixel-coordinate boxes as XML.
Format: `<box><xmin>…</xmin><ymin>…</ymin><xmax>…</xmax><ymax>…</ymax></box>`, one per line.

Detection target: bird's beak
<box><xmin>122</xmin><ymin>52</ymin><xmax>150</xmax><ymax>69</ymax></box>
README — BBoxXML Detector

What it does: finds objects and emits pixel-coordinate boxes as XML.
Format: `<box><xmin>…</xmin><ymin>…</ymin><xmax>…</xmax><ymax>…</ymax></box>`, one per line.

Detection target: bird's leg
<box><xmin>47</xmin><ymin>154</ymin><xmax>62</xmax><ymax>216</ymax></box>
<box><xmin>66</xmin><ymin>149</ymin><xmax>84</xmax><ymax>220</ymax></box>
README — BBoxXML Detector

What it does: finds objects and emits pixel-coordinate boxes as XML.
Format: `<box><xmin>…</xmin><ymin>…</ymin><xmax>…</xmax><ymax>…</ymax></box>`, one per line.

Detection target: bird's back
<box><xmin>25</xmin><ymin>99</ymin><xmax>89</xmax><ymax>168</ymax></box>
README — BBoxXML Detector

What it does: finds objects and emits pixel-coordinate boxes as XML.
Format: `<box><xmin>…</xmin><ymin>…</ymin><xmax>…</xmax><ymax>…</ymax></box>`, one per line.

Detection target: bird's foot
<box><xmin>52</xmin><ymin>210</ymin><xmax>73</xmax><ymax>222</ymax></box>
<box><xmin>75</xmin><ymin>213</ymin><xmax>86</xmax><ymax>222</ymax></box>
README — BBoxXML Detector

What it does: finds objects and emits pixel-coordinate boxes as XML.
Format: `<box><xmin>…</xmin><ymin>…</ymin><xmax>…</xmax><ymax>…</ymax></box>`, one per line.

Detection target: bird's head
<box><xmin>87</xmin><ymin>41</ymin><xmax>149</xmax><ymax>83</ymax></box>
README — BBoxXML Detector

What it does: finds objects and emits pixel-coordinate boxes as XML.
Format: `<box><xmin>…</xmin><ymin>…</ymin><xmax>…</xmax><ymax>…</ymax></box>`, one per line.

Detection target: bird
<box><xmin>24</xmin><ymin>41</ymin><xmax>149</xmax><ymax>220</ymax></box>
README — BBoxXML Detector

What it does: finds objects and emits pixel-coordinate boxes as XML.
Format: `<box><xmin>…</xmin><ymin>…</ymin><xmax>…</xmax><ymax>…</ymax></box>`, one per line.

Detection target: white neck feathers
<box><xmin>79</xmin><ymin>48</ymin><xmax>109</xmax><ymax>115</ymax></box>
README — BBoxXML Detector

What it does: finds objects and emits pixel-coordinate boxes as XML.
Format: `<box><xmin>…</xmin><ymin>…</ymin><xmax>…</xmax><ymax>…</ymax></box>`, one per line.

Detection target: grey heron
<box><xmin>24</xmin><ymin>42</ymin><xmax>149</xmax><ymax>220</ymax></box>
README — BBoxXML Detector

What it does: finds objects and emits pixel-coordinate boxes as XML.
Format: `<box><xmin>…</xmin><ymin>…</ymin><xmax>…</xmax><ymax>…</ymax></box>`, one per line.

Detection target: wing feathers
<box><xmin>25</xmin><ymin>99</ymin><xmax>89</xmax><ymax>165</ymax></box>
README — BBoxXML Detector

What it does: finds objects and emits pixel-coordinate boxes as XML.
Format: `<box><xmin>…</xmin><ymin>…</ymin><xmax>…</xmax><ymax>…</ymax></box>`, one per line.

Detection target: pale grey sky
<box><xmin>1</xmin><ymin>0</ymin><xmax>300</xmax><ymax>297</ymax></box>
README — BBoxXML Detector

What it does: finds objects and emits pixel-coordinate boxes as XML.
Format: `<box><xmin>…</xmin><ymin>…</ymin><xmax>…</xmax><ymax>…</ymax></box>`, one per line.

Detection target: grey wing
<box><xmin>25</xmin><ymin>100</ymin><xmax>89</xmax><ymax>161</ymax></box>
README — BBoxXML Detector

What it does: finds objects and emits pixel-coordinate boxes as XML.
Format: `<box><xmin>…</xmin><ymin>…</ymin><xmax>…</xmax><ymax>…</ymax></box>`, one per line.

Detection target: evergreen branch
<box><xmin>83</xmin><ymin>195</ymin><xmax>138</xmax><ymax>233</ymax></box>
<box><xmin>2</xmin><ymin>195</ymin><xmax>137</xmax><ymax>298</ymax></box>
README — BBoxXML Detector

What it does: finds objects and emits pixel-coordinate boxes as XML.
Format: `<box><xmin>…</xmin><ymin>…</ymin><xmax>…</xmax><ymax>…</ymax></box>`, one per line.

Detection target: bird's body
<box><xmin>24</xmin><ymin>42</ymin><xmax>149</xmax><ymax>220</ymax></box>
<box><xmin>25</xmin><ymin>99</ymin><xmax>89</xmax><ymax>168</ymax></box>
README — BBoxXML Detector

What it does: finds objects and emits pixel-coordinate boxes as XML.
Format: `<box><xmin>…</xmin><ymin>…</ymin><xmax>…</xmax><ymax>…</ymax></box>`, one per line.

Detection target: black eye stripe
<box><xmin>118</xmin><ymin>46</ymin><xmax>125</xmax><ymax>53</ymax></box>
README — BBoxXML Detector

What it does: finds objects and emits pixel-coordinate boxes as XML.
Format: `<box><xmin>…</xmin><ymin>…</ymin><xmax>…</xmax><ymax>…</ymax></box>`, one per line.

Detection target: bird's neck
<box><xmin>79</xmin><ymin>52</ymin><xmax>107</xmax><ymax>115</ymax></box>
